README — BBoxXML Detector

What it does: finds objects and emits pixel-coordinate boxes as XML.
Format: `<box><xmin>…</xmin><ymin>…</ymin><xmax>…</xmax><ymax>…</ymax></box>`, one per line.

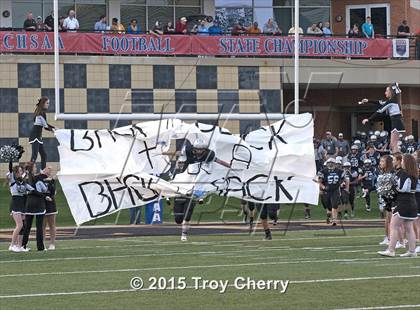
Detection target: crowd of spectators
<box><xmin>22</xmin><ymin>9</ymin><xmax>419</xmax><ymax>41</ymax></box>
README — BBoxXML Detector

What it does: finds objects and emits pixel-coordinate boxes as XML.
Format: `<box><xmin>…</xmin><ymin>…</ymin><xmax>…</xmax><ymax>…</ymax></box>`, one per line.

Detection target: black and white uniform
<box><xmin>393</xmin><ymin>170</ymin><xmax>418</xmax><ymax>220</ymax></box>
<box><xmin>401</xmin><ymin>142</ymin><xmax>417</xmax><ymax>154</ymax></box>
<box><xmin>360</xmin><ymin>166</ymin><xmax>377</xmax><ymax>206</ymax></box>
<box><xmin>376</xmin><ymin>171</ymin><xmax>397</xmax><ymax>212</ymax></box>
<box><xmin>25</xmin><ymin>175</ymin><xmax>48</xmax><ymax>216</ymax></box>
<box><xmin>248</xmin><ymin>202</ymin><xmax>279</xmax><ymax>220</ymax></box>
<box><xmin>344</xmin><ymin>169</ymin><xmax>358</xmax><ymax>210</ymax></box>
<box><xmin>318</xmin><ymin>168</ymin><xmax>345</xmax><ymax>210</ymax></box>
<box><xmin>364</xmin><ymin>152</ymin><xmax>381</xmax><ymax>168</ymax></box>
<box><xmin>416</xmin><ymin>178</ymin><xmax>420</xmax><ymax>216</ymax></box>
<box><xmin>171</xmin><ymin>164</ymin><xmax>196</xmax><ymax>224</ymax></box>
<box><xmin>367</xmin><ymin>99</ymin><xmax>405</xmax><ymax>133</ymax></box>
<box><xmin>184</xmin><ymin>140</ymin><xmax>216</xmax><ymax>164</ymax></box>
<box><xmin>43</xmin><ymin>177</ymin><xmax>57</xmax><ymax>215</ymax></box>
<box><xmin>349</xmin><ymin>152</ymin><xmax>363</xmax><ymax>173</ymax></box>
<box><xmin>6</xmin><ymin>163</ymin><xmax>34</xmax><ymax>214</ymax></box>
<box><xmin>29</xmin><ymin>111</ymin><xmax>54</xmax><ymax>169</ymax></box>
<box><xmin>22</xmin><ymin>174</ymin><xmax>48</xmax><ymax>251</ymax></box>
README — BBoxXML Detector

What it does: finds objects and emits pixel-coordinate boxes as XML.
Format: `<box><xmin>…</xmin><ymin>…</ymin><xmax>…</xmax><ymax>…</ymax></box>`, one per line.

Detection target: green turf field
<box><xmin>0</xmin><ymin>228</ymin><xmax>419</xmax><ymax>310</ymax></box>
<box><xmin>1</xmin><ymin>181</ymin><xmax>383</xmax><ymax>229</ymax></box>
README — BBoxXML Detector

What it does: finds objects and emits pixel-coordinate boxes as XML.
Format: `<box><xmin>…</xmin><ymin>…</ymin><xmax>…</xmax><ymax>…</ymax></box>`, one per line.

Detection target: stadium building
<box><xmin>0</xmin><ymin>0</ymin><xmax>419</xmax><ymax>175</ymax></box>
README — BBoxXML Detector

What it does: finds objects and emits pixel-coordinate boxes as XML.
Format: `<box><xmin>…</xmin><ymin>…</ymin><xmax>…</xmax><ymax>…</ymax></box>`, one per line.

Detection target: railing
<box><xmin>0</xmin><ymin>29</ymin><xmax>418</xmax><ymax>59</ymax></box>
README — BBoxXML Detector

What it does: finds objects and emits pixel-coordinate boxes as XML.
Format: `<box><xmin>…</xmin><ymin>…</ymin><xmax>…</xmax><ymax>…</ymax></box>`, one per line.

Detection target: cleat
<box><xmin>264</xmin><ymin>234</ymin><xmax>272</xmax><ymax>241</ymax></box>
<box><xmin>379</xmin><ymin>237</ymin><xmax>389</xmax><ymax>245</ymax></box>
<box><xmin>396</xmin><ymin>241</ymin><xmax>406</xmax><ymax>249</ymax></box>
<box><xmin>378</xmin><ymin>249</ymin><xmax>395</xmax><ymax>257</ymax></box>
<box><xmin>365</xmin><ymin>205</ymin><xmax>371</xmax><ymax>212</ymax></box>
<box><xmin>11</xmin><ymin>245</ymin><xmax>22</xmax><ymax>253</ymax></box>
<box><xmin>400</xmin><ymin>251</ymin><xmax>417</xmax><ymax>258</ymax></box>
<box><xmin>344</xmin><ymin>213</ymin><xmax>349</xmax><ymax>220</ymax></box>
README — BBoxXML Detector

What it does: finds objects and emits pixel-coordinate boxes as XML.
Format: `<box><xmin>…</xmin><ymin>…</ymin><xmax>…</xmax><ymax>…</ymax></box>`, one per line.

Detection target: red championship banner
<box><xmin>0</xmin><ymin>31</ymin><xmax>393</xmax><ymax>58</ymax></box>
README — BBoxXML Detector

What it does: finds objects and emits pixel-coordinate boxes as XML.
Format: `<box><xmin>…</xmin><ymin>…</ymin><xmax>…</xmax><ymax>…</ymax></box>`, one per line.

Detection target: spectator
<box><xmin>336</xmin><ymin>133</ymin><xmax>350</xmax><ymax>160</ymax></box>
<box><xmin>36</xmin><ymin>16</ymin><xmax>45</xmax><ymax>31</ymax></box>
<box><xmin>397</xmin><ymin>20</ymin><xmax>411</xmax><ymax>38</ymax></box>
<box><xmin>288</xmin><ymin>26</ymin><xmax>303</xmax><ymax>36</ymax></box>
<box><xmin>316</xmin><ymin>22</ymin><xmax>323</xmax><ymax>32</ymax></box>
<box><xmin>322</xmin><ymin>21</ymin><xmax>332</xmax><ymax>37</ymax></box>
<box><xmin>348</xmin><ymin>23</ymin><xmax>361</xmax><ymax>38</ymax></box>
<box><xmin>58</xmin><ymin>16</ymin><xmax>65</xmax><ymax>32</ymax></box>
<box><xmin>127</xmin><ymin>19</ymin><xmax>141</xmax><ymax>34</ymax></box>
<box><xmin>195</xmin><ymin>20</ymin><xmax>209</xmax><ymax>35</ymax></box>
<box><xmin>63</xmin><ymin>10</ymin><xmax>79</xmax><ymax>31</ymax></box>
<box><xmin>208</xmin><ymin>20</ymin><xmax>223</xmax><ymax>35</ymax></box>
<box><xmin>232</xmin><ymin>21</ymin><xmax>247</xmax><ymax>35</ymax></box>
<box><xmin>163</xmin><ymin>21</ymin><xmax>175</xmax><ymax>34</ymax></box>
<box><xmin>247</xmin><ymin>22</ymin><xmax>261</xmax><ymax>35</ymax></box>
<box><xmin>94</xmin><ymin>15</ymin><xmax>107</xmax><ymax>32</ymax></box>
<box><xmin>307</xmin><ymin>23</ymin><xmax>323</xmax><ymax>36</ymax></box>
<box><xmin>150</xmin><ymin>21</ymin><xmax>163</xmax><ymax>35</ymax></box>
<box><xmin>361</xmin><ymin>17</ymin><xmax>374</xmax><ymax>39</ymax></box>
<box><xmin>111</xmin><ymin>17</ymin><xmax>125</xmax><ymax>33</ymax></box>
<box><xmin>44</xmin><ymin>11</ymin><xmax>54</xmax><ymax>31</ymax></box>
<box><xmin>321</xmin><ymin>131</ymin><xmax>337</xmax><ymax>158</ymax></box>
<box><xmin>23</xmin><ymin>11</ymin><xmax>37</xmax><ymax>31</ymax></box>
<box><xmin>175</xmin><ymin>17</ymin><xmax>188</xmax><ymax>34</ymax></box>
<box><xmin>263</xmin><ymin>18</ymin><xmax>281</xmax><ymax>35</ymax></box>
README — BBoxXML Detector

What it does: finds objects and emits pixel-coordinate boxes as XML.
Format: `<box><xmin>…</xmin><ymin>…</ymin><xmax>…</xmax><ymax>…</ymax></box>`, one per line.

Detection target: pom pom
<box><xmin>0</xmin><ymin>144</ymin><xmax>25</xmax><ymax>162</ymax></box>
<box><xmin>391</xmin><ymin>82</ymin><xmax>402</xmax><ymax>95</ymax></box>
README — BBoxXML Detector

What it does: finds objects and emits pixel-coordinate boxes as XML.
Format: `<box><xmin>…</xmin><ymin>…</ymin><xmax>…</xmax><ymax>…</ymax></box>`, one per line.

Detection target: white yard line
<box><xmin>0</xmin><ymin>257</ymin><xmax>417</xmax><ymax>278</ymax></box>
<box><xmin>332</xmin><ymin>304</ymin><xmax>420</xmax><ymax>310</ymax></box>
<box><xmin>0</xmin><ymin>274</ymin><xmax>419</xmax><ymax>299</ymax></box>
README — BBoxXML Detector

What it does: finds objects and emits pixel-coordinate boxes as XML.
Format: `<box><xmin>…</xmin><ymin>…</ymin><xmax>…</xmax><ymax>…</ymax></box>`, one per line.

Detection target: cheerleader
<box><xmin>378</xmin><ymin>154</ymin><xmax>418</xmax><ymax>257</ymax></box>
<box><xmin>359</xmin><ymin>82</ymin><xmax>404</xmax><ymax>154</ymax></box>
<box><xmin>29</xmin><ymin>96</ymin><xmax>55</xmax><ymax>169</ymax></box>
<box><xmin>7</xmin><ymin>161</ymin><xmax>34</xmax><ymax>252</ymax></box>
<box><xmin>22</xmin><ymin>163</ymin><xmax>51</xmax><ymax>251</ymax></box>
<box><xmin>41</xmin><ymin>167</ymin><xmax>58</xmax><ymax>250</ymax></box>
<box><xmin>416</xmin><ymin>157</ymin><xmax>420</xmax><ymax>253</ymax></box>
<box><xmin>376</xmin><ymin>155</ymin><xmax>396</xmax><ymax>245</ymax></box>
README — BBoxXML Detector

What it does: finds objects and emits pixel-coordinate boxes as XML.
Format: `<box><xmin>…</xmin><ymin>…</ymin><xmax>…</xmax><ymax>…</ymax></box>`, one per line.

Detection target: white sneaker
<box><xmin>8</xmin><ymin>245</ymin><xmax>13</xmax><ymax>251</ymax></box>
<box><xmin>20</xmin><ymin>247</ymin><xmax>29</xmax><ymax>252</ymax></box>
<box><xmin>379</xmin><ymin>237</ymin><xmax>389</xmax><ymax>245</ymax></box>
<box><xmin>400</xmin><ymin>251</ymin><xmax>417</xmax><ymax>257</ymax></box>
<box><xmin>396</xmin><ymin>241</ymin><xmax>406</xmax><ymax>249</ymax></box>
<box><xmin>48</xmin><ymin>244</ymin><xmax>56</xmax><ymax>250</ymax></box>
<box><xmin>377</xmin><ymin>249</ymin><xmax>395</xmax><ymax>257</ymax></box>
<box><xmin>181</xmin><ymin>235</ymin><xmax>188</xmax><ymax>242</ymax></box>
<box><xmin>11</xmin><ymin>245</ymin><xmax>22</xmax><ymax>253</ymax></box>
<box><xmin>415</xmin><ymin>246</ymin><xmax>420</xmax><ymax>253</ymax></box>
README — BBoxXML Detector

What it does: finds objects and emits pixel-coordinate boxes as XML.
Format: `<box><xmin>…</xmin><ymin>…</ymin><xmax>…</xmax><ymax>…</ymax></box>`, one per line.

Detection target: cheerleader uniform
<box><xmin>393</xmin><ymin>170</ymin><xmax>418</xmax><ymax>220</ymax></box>
<box><xmin>22</xmin><ymin>174</ymin><xmax>48</xmax><ymax>251</ymax></box>
<box><xmin>43</xmin><ymin>177</ymin><xmax>58</xmax><ymax>216</ymax></box>
<box><xmin>416</xmin><ymin>178</ymin><xmax>420</xmax><ymax>217</ymax></box>
<box><xmin>6</xmin><ymin>162</ymin><xmax>34</xmax><ymax>215</ymax></box>
<box><xmin>29</xmin><ymin>111</ymin><xmax>54</xmax><ymax>169</ymax></box>
<box><xmin>367</xmin><ymin>99</ymin><xmax>405</xmax><ymax>133</ymax></box>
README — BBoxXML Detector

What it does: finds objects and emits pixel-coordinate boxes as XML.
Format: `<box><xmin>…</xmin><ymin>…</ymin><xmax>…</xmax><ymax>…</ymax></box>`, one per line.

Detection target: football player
<box><xmin>358</xmin><ymin>158</ymin><xmax>377</xmax><ymax>212</ymax></box>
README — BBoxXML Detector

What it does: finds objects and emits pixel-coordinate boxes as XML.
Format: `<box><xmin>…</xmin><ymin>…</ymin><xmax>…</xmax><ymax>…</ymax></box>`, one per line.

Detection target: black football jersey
<box><xmin>318</xmin><ymin>168</ymin><xmax>345</xmax><ymax>192</ymax></box>
<box><xmin>359</xmin><ymin>167</ymin><xmax>377</xmax><ymax>188</ymax></box>
<box><xmin>349</xmin><ymin>153</ymin><xmax>362</xmax><ymax>171</ymax></box>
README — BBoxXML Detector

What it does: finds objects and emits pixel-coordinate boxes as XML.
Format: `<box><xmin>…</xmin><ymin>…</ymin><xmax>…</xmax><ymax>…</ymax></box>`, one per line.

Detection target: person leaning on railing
<box><xmin>247</xmin><ymin>22</ymin><xmax>261</xmax><ymax>35</ymax></box>
<box><xmin>163</xmin><ymin>21</ymin><xmax>175</xmax><ymax>34</ymax></box>
<box><xmin>263</xmin><ymin>18</ymin><xmax>282</xmax><ymax>35</ymax></box>
<box><xmin>94</xmin><ymin>15</ymin><xmax>108</xmax><ymax>32</ymax></box>
<box><xmin>175</xmin><ymin>17</ymin><xmax>188</xmax><ymax>34</ymax></box>
<box><xmin>306</xmin><ymin>23</ymin><xmax>323</xmax><ymax>36</ymax></box>
<box><xmin>127</xmin><ymin>19</ymin><xmax>141</xmax><ymax>34</ymax></box>
<box><xmin>23</xmin><ymin>11</ymin><xmax>37</xmax><ymax>31</ymax></box>
<box><xmin>348</xmin><ymin>23</ymin><xmax>362</xmax><ymax>38</ymax></box>
<box><xmin>110</xmin><ymin>17</ymin><xmax>125</xmax><ymax>34</ymax></box>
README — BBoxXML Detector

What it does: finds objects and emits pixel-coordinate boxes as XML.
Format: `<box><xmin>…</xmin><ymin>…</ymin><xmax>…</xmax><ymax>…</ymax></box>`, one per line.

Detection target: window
<box><xmin>216</xmin><ymin>0</ymin><xmax>330</xmax><ymax>34</ymax></box>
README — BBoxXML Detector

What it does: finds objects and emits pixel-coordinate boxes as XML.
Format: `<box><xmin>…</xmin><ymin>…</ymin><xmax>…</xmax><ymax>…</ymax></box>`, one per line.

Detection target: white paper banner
<box><xmin>56</xmin><ymin>114</ymin><xmax>319</xmax><ymax>225</ymax></box>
